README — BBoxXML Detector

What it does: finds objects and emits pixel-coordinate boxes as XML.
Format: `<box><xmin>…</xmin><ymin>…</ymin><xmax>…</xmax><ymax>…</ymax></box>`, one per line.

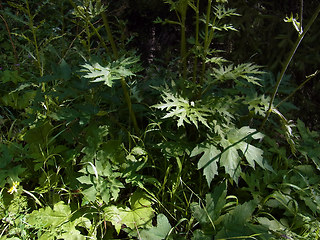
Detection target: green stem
<box><xmin>100</xmin><ymin>11</ymin><xmax>140</xmax><ymax>134</ymax></box>
<box><xmin>85</xmin><ymin>24</ymin><xmax>91</xmax><ymax>54</ymax></box>
<box><xmin>69</xmin><ymin>0</ymin><xmax>110</xmax><ymax>54</ymax></box>
<box><xmin>101</xmin><ymin>12</ymin><xmax>118</xmax><ymax>59</ymax></box>
<box><xmin>300</xmin><ymin>0</ymin><xmax>304</xmax><ymax>33</ymax></box>
<box><xmin>260</xmin><ymin>4</ymin><xmax>320</xmax><ymax>130</ymax></box>
<box><xmin>120</xmin><ymin>78</ymin><xmax>140</xmax><ymax>134</ymax></box>
<box><xmin>275</xmin><ymin>70</ymin><xmax>319</xmax><ymax>109</ymax></box>
<box><xmin>192</xmin><ymin>0</ymin><xmax>200</xmax><ymax>83</ymax></box>
<box><xmin>25</xmin><ymin>0</ymin><xmax>42</xmax><ymax>76</ymax></box>
<box><xmin>180</xmin><ymin>1</ymin><xmax>188</xmax><ymax>80</ymax></box>
<box><xmin>0</xmin><ymin>14</ymin><xmax>18</xmax><ymax>68</ymax></box>
<box><xmin>200</xmin><ymin>0</ymin><xmax>212</xmax><ymax>84</ymax></box>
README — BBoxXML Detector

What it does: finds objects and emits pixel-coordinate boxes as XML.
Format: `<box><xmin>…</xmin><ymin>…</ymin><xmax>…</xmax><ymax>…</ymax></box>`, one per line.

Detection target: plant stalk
<box><xmin>200</xmin><ymin>0</ymin><xmax>213</xmax><ymax>84</ymax></box>
<box><xmin>180</xmin><ymin>0</ymin><xmax>188</xmax><ymax>80</ymax></box>
<box><xmin>101</xmin><ymin>12</ymin><xmax>118</xmax><ymax>59</ymax></box>
<box><xmin>68</xmin><ymin>0</ymin><xmax>110</xmax><ymax>54</ymax></box>
<box><xmin>260</xmin><ymin>4</ymin><xmax>320</xmax><ymax>130</ymax></box>
<box><xmin>192</xmin><ymin>0</ymin><xmax>200</xmax><ymax>82</ymax></box>
<box><xmin>25</xmin><ymin>0</ymin><xmax>42</xmax><ymax>76</ymax></box>
<box><xmin>275</xmin><ymin>70</ymin><xmax>319</xmax><ymax>109</ymax></box>
<box><xmin>100</xmin><ymin>11</ymin><xmax>140</xmax><ymax>134</ymax></box>
<box><xmin>0</xmin><ymin>14</ymin><xmax>19</xmax><ymax>69</ymax></box>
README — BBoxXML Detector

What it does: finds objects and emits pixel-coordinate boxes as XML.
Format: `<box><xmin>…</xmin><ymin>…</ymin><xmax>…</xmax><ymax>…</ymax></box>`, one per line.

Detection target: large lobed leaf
<box><xmin>26</xmin><ymin>201</ymin><xmax>91</xmax><ymax>240</ymax></box>
<box><xmin>80</xmin><ymin>57</ymin><xmax>138</xmax><ymax>87</ymax></box>
<box><xmin>192</xmin><ymin>126</ymin><xmax>272</xmax><ymax>185</ymax></box>
<box><xmin>139</xmin><ymin>214</ymin><xmax>172</xmax><ymax>240</ymax></box>
<box><xmin>153</xmin><ymin>89</ymin><xmax>211</xmax><ymax>129</ymax></box>
<box><xmin>104</xmin><ymin>191</ymin><xmax>154</xmax><ymax>234</ymax></box>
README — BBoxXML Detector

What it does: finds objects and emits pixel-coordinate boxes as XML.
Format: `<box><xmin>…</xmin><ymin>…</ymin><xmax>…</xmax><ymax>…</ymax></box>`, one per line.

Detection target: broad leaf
<box><xmin>191</xmin><ymin>143</ymin><xmax>220</xmax><ymax>186</ymax></box>
<box><xmin>297</xmin><ymin>119</ymin><xmax>320</xmax><ymax>171</ymax></box>
<box><xmin>191</xmin><ymin>181</ymin><xmax>227</xmax><ymax>226</ymax></box>
<box><xmin>153</xmin><ymin>89</ymin><xmax>211</xmax><ymax>129</ymax></box>
<box><xmin>192</xmin><ymin>126</ymin><xmax>268</xmax><ymax>184</ymax></box>
<box><xmin>216</xmin><ymin>199</ymin><xmax>270</xmax><ymax>239</ymax></box>
<box><xmin>104</xmin><ymin>191</ymin><xmax>154</xmax><ymax>234</ymax></box>
<box><xmin>27</xmin><ymin>202</ymin><xmax>91</xmax><ymax>240</ymax></box>
<box><xmin>27</xmin><ymin>201</ymin><xmax>71</xmax><ymax>228</ymax></box>
<box><xmin>140</xmin><ymin>214</ymin><xmax>171</xmax><ymax>240</ymax></box>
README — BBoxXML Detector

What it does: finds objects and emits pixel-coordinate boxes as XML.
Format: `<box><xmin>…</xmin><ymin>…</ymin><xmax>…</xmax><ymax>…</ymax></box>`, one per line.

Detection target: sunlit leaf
<box><xmin>191</xmin><ymin>143</ymin><xmax>220</xmax><ymax>186</ymax></box>
<box><xmin>104</xmin><ymin>191</ymin><xmax>154</xmax><ymax>234</ymax></box>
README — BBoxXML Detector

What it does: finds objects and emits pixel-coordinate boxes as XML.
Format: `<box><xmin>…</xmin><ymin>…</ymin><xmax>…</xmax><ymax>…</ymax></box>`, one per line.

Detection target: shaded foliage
<box><xmin>1</xmin><ymin>0</ymin><xmax>320</xmax><ymax>239</ymax></box>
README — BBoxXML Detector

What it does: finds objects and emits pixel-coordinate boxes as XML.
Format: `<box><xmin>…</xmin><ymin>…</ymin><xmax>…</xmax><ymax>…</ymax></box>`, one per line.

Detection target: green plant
<box><xmin>1</xmin><ymin>0</ymin><xmax>320</xmax><ymax>239</ymax></box>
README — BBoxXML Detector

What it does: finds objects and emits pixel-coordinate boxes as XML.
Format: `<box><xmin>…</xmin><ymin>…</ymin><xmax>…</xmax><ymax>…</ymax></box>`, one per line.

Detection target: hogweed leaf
<box><xmin>191</xmin><ymin>143</ymin><xmax>220</xmax><ymax>186</ymax></box>
<box><xmin>104</xmin><ymin>191</ymin><xmax>154</xmax><ymax>233</ymax></box>
<box><xmin>153</xmin><ymin>89</ymin><xmax>211</xmax><ymax>129</ymax></box>
<box><xmin>81</xmin><ymin>57</ymin><xmax>137</xmax><ymax>87</ymax></box>
<box><xmin>140</xmin><ymin>214</ymin><xmax>172</xmax><ymax>240</ymax></box>
<box><xmin>212</xmin><ymin>63</ymin><xmax>263</xmax><ymax>86</ymax></box>
<box><xmin>220</xmin><ymin>143</ymin><xmax>241</xmax><ymax>183</ymax></box>
<box><xmin>27</xmin><ymin>201</ymin><xmax>71</xmax><ymax>228</ymax></box>
<box><xmin>81</xmin><ymin>62</ymin><xmax>113</xmax><ymax>87</ymax></box>
<box><xmin>193</xmin><ymin>126</ymin><xmax>268</xmax><ymax>184</ymax></box>
<box><xmin>206</xmin><ymin>56</ymin><xmax>229</xmax><ymax>66</ymax></box>
<box><xmin>214</xmin><ymin>5</ymin><xmax>240</xmax><ymax>20</ymax></box>
<box><xmin>245</xmin><ymin>94</ymin><xmax>270</xmax><ymax>116</ymax></box>
<box><xmin>210</xmin><ymin>23</ymin><xmax>238</xmax><ymax>32</ymax></box>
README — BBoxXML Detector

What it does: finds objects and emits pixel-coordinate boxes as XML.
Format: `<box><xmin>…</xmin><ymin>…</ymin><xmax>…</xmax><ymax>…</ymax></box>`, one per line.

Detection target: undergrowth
<box><xmin>1</xmin><ymin>0</ymin><xmax>320</xmax><ymax>239</ymax></box>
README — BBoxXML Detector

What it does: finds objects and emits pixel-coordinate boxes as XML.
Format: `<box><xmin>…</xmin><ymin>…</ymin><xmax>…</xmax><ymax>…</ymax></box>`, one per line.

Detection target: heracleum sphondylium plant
<box><xmin>1</xmin><ymin>0</ymin><xmax>320</xmax><ymax>239</ymax></box>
